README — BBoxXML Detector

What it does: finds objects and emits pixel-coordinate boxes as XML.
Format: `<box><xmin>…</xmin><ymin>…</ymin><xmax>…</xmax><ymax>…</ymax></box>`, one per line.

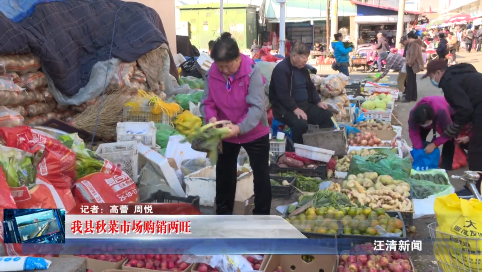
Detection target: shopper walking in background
<box><xmin>374</xmin><ymin>51</ymin><xmax>406</xmax><ymax>94</ymax></box>
<box><xmin>404</xmin><ymin>32</ymin><xmax>424</xmax><ymax>103</ymax></box>
<box><xmin>448</xmin><ymin>32</ymin><xmax>458</xmax><ymax>64</ymax></box>
<box><xmin>375</xmin><ymin>33</ymin><xmax>390</xmax><ymax>72</ymax></box>
<box><xmin>437</xmin><ymin>33</ymin><xmax>448</xmax><ymax>62</ymax></box>
<box><xmin>476</xmin><ymin>27</ymin><xmax>482</xmax><ymax>51</ymax></box>
<box><xmin>331</xmin><ymin>33</ymin><xmax>353</xmax><ymax>76</ymax></box>
<box><xmin>464</xmin><ymin>29</ymin><xmax>474</xmax><ymax>52</ymax></box>
<box><xmin>201</xmin><ymin>32</ymin><xmax>271</xmax><ymax>215</ymax></box>
<box><xmin>456</xmin><ymin>29</ymin><xmax>462</xmax><ymax>52</ymax></box>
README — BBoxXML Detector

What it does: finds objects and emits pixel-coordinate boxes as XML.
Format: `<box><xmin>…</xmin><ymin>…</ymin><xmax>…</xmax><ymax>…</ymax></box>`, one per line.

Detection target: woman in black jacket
<box><xmin>423</xmin><ymin>60</ymin><xmax>482</xmax><ymax>187</ymax></box>
<box><xmin>436</xmin><ymin>33</ymin><xmax>448</xmax><ymax>62</ymax></box>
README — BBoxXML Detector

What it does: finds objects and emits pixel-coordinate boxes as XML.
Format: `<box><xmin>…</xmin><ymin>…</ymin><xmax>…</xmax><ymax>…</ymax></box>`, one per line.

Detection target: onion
<box><xmin>362</xmin><ymin>134</ymin><xmax>370</xmax><ymax>141</ymax></box>
<box><xmin>348</xmin><ymin>134</ymin><xmax>354</xmax><ymax>140</ymax></box>
<box><xmin>361</xmin><ymin>140</ymin><xmax>368</xmax><ymax>146</ymax></box>
<box><xmin>355</xmin><ymin>136</ymin><xmax>361</xmax><ymax>144</ymax></box>
<box><xmin>373</xmin><ymin>144</ymin><xmax>378</xmax><ymax>147</ymax></box>
<box><xmin>349</xmin><ymin>140</ymin><xmax>355</xmax><ymax>146</ymax></box>
<box><xmin>356</xmin><ymin>133</ymin><xmax>361</xmax><ymax>137</ymax></box>
<box><xmin>368</xmin><ymin>139</ymin><xmax>375</xmax><ymax>146</ymax></box>
<box><xmin>373</xmin><ymin>138</ymin><xmax>382</xmax><ymax>144</ymax></box>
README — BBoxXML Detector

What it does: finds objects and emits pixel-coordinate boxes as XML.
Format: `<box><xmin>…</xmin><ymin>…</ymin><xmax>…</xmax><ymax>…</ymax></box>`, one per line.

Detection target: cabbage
<box><xmin>386</xmin><ymin>94</ymin><xmax>393</xmax><ymax>100</ymax></box>
<box><xmin>374</xmin><ymin>100</ymin><xmax>387</xmax><ymax>110</ymax></box>
<box><xmin>382</xmin><ymin>98</ymin><xmax>391</xmax><ymax>104</ymax></box>
<box><xmin>379</xmin><ymin>93</ymin><xmax>386</xmax><ymax>100</ymax></box>
<box><xmin>361</xmin><ymin>100</ymin><xmax>376</xmax><ymax>110</ymax></box>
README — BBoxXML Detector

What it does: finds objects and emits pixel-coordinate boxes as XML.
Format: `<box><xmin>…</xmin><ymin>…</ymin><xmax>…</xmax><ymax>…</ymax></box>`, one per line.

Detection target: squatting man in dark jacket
<box><xmin>269</xmin><ymin>42</ymin><xmax>334</xmax><ymax>144</ymax></box>
<box><xmin>423</xmin><ymin>59</ymin><xmax>482</xmax><ymax>191</ymax></box>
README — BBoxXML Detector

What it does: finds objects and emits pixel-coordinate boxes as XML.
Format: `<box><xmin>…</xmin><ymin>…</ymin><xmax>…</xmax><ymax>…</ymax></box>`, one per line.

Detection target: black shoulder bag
<box><xmin>332</xmin><ymin>56</ymin><xmax>342</xmax><ymax>71</ymax></box>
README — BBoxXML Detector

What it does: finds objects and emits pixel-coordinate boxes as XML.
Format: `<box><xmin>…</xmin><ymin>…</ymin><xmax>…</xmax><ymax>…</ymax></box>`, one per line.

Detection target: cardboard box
<box><xmin>264</xmin><ymin>255</ymin><xmax>338</xmax><ymax>272</ymax></box>
<box><xmin>59</xmin><ymin>256</ymin><xmax>125</xmax><ymax>272</ymax></box>
<box><xmin>122</xmin><ymin>259</ymin><xmax>193</xmax><ymax>271</ymax></box>
<box><xmin>45</xmin><ymin>257</ymin><xmax>86</xmax><ymax>272</ymax></box>
<box><xmin>373</xmin><ymin>130</ymin><xmax>397</xmax><ymax>141</ymax></box>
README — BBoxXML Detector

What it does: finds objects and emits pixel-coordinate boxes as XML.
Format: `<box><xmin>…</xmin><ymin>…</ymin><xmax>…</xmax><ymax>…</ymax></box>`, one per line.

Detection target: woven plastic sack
<box><xmin>320</xmin><ymin>73</ymin><xmax>349</xmax><ymax>97</ymax></box>
<box><xmin>174</xmin><ymin>110</ymin><xmax>202</xmax><ymax>136</ymax></box>
<box><xmin>348</xmin><ymin>149</ymin><xmax>412</xmax><ymax>180</ymax></box>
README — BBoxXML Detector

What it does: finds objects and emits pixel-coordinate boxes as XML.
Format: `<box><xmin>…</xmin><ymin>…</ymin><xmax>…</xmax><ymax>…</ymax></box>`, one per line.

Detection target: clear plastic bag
<box><xmin>26</xmin><ymin>101</ymin><xmax>57</xmax><ymax>117</ymax></box>
<box><xmin>18</xmin><ymin>72</ymin><xmax>47</xmax><ymax>91</ymax></box>
<box><xmin>320</xmin><ymin>73</ymin><xmax>349</xmax><ymax>97</ymax></box>
<box><xmin>0</xmin><ymin>54</ymin><xmax>41</xmax><ymax>75</ymax></box>
<box><xmin>138</xmin><ymin>162</ymin><xmax>176</xmax><ymax>200</ymax></box>
<box><xmin>108</xmin><ymin>62</ymin><xmax>136</xmax><ymax>90</ymax></box>
<box><xmin>0</xmin><ymin>106</ymin><xmax>24</xmax><ymax>127</ymax></box>
<box><xmin>180</xmin><ymin>158</ymin><xmax>210</xmax><ymax>176</ymax></box>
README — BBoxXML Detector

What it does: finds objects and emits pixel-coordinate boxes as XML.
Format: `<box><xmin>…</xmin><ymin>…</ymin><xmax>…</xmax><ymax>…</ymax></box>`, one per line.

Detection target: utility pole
<box><xmin>326</xmin><ymin>0</ymin><xmax>330</xmax><ymax>47</ymax></box>
<box><xmin>220</xmin><ymin>0</ymin><xmax>224</xmax><ymax>34</ymax></box>
<box><xmin>396</xmin><ymin>0</ymin><xmax>405</xmax><ymax>49</ymax></box>
<box><xmin>278</xmin><ymin>0</ymin><xmax>286</xmax><ymax>56</ymax></box>
<box><xmin>330</xmin><ymin>0</ymin><xmax>338</xmax><ymax>42</ymax></box>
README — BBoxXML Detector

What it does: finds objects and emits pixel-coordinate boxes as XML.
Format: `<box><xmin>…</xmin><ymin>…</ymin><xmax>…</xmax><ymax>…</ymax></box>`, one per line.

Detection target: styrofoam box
<box><xmin>294</xmin><ymin>143</ymin><xmax>335</xmax><ymax>162</ymax></box>
<box><xmin>117</xmin><ymin>121</ymin><xmax>157</xmax><ymax>148</ymax></box>
<box><xmin>197</xmin><ymin>52</ymin><xmax>213</xmax><ymax>71</ymax></box>
<box><xmin>184</xmin><ymin>166</ymin><xmax>254</xmax><ymax>206</ymax></box>
<box><xmin>137</xmin><ymin>143</ymin><xmax>185</xmax><ymax>197</ymax></box>
<box><xmin>95</xmin><ymin>141</ymin><xmax>139</xmax><ymax>183</ymax></box>
<box><xmin>335</xmin><ymin>171</ymin><xmax>348</xmax><ymax>179</ymax></box>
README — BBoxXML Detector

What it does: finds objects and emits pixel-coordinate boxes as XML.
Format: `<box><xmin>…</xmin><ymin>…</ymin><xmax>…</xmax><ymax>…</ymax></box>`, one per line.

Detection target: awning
<box><xmin>474</xmin><ymin>18</ymin><xmax>482</xmax><ymax>26</ymax></box>
<box><xmin>355</xmin><ymin>15</ymin><xmax>415</xmax><ymax>24</ymax></box>
<box><xmin>439</xmin><ymin>0</ymin><xmax>478</xmax><ymax>13</ymax></box>
<box><xmin>264</xmin><ymin>0</ymin><xmax>356</xmax><ymax>22</ymax></box>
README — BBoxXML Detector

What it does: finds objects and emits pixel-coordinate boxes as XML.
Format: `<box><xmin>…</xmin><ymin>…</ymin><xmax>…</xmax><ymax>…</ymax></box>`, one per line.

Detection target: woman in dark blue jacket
<box><xmin>436</xmin><ymin>33</ymin><xmax>448</xmax><ymax>62</ymax></box>
<box><xmin>331</xmin><ymin>33</ymin><xmax>353</xmax><ymax>76</ymax></box>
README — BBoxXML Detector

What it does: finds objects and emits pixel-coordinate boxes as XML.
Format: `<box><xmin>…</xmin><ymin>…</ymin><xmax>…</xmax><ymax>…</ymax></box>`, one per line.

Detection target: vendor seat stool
<box><xmin>271</xmin><ymin>119</ymin><xmax>293</xmax><ymax>140</ymax></box>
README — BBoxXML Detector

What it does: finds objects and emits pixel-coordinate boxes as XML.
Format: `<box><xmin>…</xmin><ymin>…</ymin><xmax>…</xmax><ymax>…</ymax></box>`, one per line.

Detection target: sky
<box><xmin>15</xmin><ymin>210</ymin><xmax>55</xmax><ymax>225</ymax></box>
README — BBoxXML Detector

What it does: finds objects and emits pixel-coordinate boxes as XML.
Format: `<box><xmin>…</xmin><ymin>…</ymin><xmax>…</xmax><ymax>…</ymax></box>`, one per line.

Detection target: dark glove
<box><xmin>445</xmin><ymin>123</ymin><xmax>462</xmax><ymax>138</ymax></box>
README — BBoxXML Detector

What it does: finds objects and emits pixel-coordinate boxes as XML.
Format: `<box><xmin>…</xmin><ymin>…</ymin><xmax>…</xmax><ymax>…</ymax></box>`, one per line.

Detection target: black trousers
<box><xmin>477</xmin><ymin>38</ymin><xmax>482</xmax><ymax>51</ymax></box>
<box><xmin>419</xmin><ymin>128</ymin><xmax>454</xmax><ymax>170</ymax></box>
<box><xmin>277</xmin><ymin>101</ymin><xmax>334</xmax><ymax>144</ymax></box>
<box><xmin>405</xmin><ymin>65</ymin><xmax>417</xmax><ymax>102</ymax></box>
<box><xmin>450</xmin><ymin>49</ymin><xmax>456</xmax><ymax>62</ymax></box>
<box><xmin>216</xmin><ymin>134</ymin><xmax>271</xmax><ymax>215</ymax></box>
<box><xmin>466</xmin><ymin>41</ymin><xmax>473</xmax><ymax>52</ymax></box>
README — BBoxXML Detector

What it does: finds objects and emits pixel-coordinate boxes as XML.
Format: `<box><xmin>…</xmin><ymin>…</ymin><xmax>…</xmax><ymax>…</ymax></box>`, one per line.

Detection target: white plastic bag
<box><xmin>189</xmin><ymin>101</ymin><xmax>202</xmax><ymax>117</ymax></box>
<box><xmin>0</xmin><ymin>256</ymin><xmax>51</xmax><ymax>271</ymax></box>
<box><xmin>401</xmin><ymin>63</ymin><xmax>407</xmax><ymax>73</ymax></box>
<box><xmin>165</xmin><ymin>135</ymin><xmax>207</xmax><ymax>168</ymax></box>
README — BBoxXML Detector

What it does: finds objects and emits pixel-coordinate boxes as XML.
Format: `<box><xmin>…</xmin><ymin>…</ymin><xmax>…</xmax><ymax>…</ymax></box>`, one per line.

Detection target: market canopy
<box><xmin>443</xmin><ymin>14</ymin><xmax>477</xmax><ymax>24</ymax></box>
<box><xmin>264</xmin><ymin>0</ymin><xmax>356</xmax><ymax>23</ymax></box>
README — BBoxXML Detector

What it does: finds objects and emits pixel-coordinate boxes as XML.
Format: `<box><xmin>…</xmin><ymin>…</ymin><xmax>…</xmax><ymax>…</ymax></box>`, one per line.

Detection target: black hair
<box><xmin>412</xmin><ymin>104</ymin><xmax>435</xmax><ymax>125</ymax></box>
<box><xmin>208</xmin><ymin>40</ymin><xmax>215</xmax><ymax>50</ymax></box>
<box><xmin>334</xmin><ymin>33</ymin><xmax>342</xmax><ymax>40</ymax></box>
<box><xmin>290</xmin><ymin>42</ymin><xmax>310</xmax><ymax>56</ymax></box>
<box><xmin>407</xmin><ymin>32</ymin><xmax>418</xmax><ymax>39</ymax></box>
<box><xmin>210</xmin><ymin>32</ymin><xmax>240</xmax><ymax>62</ymax></box>
<box><xmin>438</xmin><ymin>33</ymin><xmax>445</xmax><ymax>39</ymax></box>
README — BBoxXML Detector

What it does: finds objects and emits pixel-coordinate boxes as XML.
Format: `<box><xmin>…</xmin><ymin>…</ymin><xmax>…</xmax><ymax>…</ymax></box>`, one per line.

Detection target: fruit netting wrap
<box><xmin>179</xmin><ymin>255</ymin><xmax>262</xmax><ymax>272</ymax></box>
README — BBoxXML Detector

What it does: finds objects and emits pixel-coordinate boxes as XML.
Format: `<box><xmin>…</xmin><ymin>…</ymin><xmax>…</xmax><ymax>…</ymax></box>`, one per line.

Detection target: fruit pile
<box><xmin>124</xmin><ymin>254</ymin><xmax>189</xmax><ymax>270</ymax></box>
<box><xmin>74</xmin><ymin>254</ymin><xmax>125</xmax><ymax>263</ymax></box>
<box><xmin>338</xmin><ymin>243</ymin><xmax>413</xmax><ymax>272</ymax></box>
<box><xmin>194</xmin><ymin>263</ymin><xmax>218</xmax><ymax>272</ymax></box>
<box><xmin>348</xmin><ymin>132</ymin><xmax>397</xmax><ymax>147</ymax></box>
<box><xmin>339</xmin><ymin>207</ymin><xmax>404</xmax><ymax>236</ymax></box>
<box><xmin>245</xmin><ymin>255</ymin><xmax>265</xmax><ymax>270</ymax></box>
<box><xmin>352</xmin><ymin>120</ymin><xmax>394</xmax><ymax>131</ymax></box>
<box><xmin>361</xmin><ymin>94</ymin><xmax>392</xmax><ymax>111</ymax></box>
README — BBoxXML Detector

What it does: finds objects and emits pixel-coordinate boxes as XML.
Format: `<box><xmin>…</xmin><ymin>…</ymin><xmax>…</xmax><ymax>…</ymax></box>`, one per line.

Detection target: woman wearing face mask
<box><xmin>423</xmin><ymin>59</ymin><xmax>482</xmax><ymax>176</ymax></box>
<box><xmin>408</xmin><ymin>96</ymin><xmax>456</xmax><ymax>170</ymax></box>
<box><xmin>201</xmin><ymin>32</ymin><xmax>271</xmax><ymax>215</ymax></box>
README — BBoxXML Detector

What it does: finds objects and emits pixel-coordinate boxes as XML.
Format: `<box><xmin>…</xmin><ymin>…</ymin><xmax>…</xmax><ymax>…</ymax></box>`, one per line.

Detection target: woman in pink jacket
<box><xmin>200</xmin><ymin>32</ymin><xmax>271</xmax><ymax>215</ymax></box>
<box><xmin>408</xmin><ymin>96</ymin><xmax>455</xmax><ymax>170</ymax></box>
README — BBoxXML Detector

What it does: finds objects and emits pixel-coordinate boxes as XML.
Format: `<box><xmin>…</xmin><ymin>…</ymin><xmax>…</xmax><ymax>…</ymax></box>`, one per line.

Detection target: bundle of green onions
<box><xmin>182</xmin><ymin>121</ymin><xmax>231</xmax><ymax>164</ymax></box>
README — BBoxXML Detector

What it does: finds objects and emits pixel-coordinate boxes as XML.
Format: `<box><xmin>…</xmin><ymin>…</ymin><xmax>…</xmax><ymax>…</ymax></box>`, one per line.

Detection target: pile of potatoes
<box><xmin>352</xmin><ymin>120</ymin><xmax>393</xmax><ymax>131</ymax></box>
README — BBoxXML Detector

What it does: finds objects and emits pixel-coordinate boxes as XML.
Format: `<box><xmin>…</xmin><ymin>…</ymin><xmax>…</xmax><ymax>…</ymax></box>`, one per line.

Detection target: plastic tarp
<box><xmin>0</xmin><ymin>0</ymin><xmax>168</xmax><ymax>96</ymax></box>
<box><xmin>0</xmin><ymin>0</ymin><xmax>65</xmax><ymax>22</ymax></box>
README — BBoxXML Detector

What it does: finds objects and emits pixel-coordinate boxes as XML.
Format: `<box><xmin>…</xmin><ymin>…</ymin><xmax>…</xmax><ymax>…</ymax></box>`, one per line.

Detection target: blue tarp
<box><xmin>0</xmin><ymin>0</ymin><xmax>169</xmax><ymax>96</ymax></box>
<box><xmin>0</xmin><ymin>0</ymin><xmax>65</xmax><ymax>22</ymax></box>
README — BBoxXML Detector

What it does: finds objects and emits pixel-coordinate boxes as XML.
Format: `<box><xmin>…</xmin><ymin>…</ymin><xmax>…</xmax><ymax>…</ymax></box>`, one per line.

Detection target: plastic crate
<box><xmin>270</xmin><ymin>139</ymin><xmax>286</xmax><ymax>158</ymax></box>
<box><xmin>362</xmin><ymin>104</ymin><xmax>393</xmax><ymax>122</ymax></box>
<box><xmin>117</xmin><ymin>121</ymin><xmax>157</xmax><ymax>148</ymax></box>
<box><xmin>95</xmin><ymin>141</ymin><xmax>139</xmax><ymax>183</ymax></box>
<box><xmin>294</xmin><ymin>143</ymin><xmax>335</xmax><ymax>162</ymax></box>
<box><xmin>270</xmin><ymin>163</ymin><xmax>327</xmax><ymax>179</ymax></box>
<box><xmin>141</xmin><ymin>190</ymin><xmax>200</xmax><ymax>210</ymax></box>
<box><xmin>401</xmin><ymin>211</ymin><xmax>414</xmax><ymax>227</ymax></box>
<box><xmin>338</xmin><ymin>211</ymin><xmax>406</xmax><ymax>251</ymax></box>
<box><xmin>123</xmin><ymin>106</ymin><xmax>172</xmax><ymax>125</ymax></box>
<box><xmin>270</xmin><ymin>176</ymin><xmax>296</xmax><ymax>199</ymax></box>
<box><xmin>345</xmin><ymin>83</ymin><xmax>361</xmax><ymax>96</ymax></box>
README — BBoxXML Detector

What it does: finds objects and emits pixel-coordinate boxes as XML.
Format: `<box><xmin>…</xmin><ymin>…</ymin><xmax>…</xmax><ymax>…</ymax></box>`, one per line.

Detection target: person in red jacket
<box><xmin>285</xmin><ymin>39</ymin><xmax>291</xmax><ymax>57</ymax></box>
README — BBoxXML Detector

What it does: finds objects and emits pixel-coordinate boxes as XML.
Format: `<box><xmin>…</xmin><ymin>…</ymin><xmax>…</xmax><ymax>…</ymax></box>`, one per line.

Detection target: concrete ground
<box><xmin>278</xmin><ymin>51</ymin><xmax>481</xmax><ymax>271</ymax></box>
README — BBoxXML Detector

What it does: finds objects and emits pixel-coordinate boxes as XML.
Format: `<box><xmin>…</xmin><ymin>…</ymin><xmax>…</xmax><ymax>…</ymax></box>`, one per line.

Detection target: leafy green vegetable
<box><xmin>277</xmin><ymin>172</ymin><xmax>323</xmax><ymax>192</ymax></box>
<box><xmin>298</xmin><ymin>189</ymin><xmax>354</xmax><ymax>209</ymax></box>
<box><xmin>58</xmin><ymin>134</ymin><xmax>106</xmax><ymax>178</ymax></box>
<box><xmin>0</xmin><ymin>145</ymin><xmax>35</xmax><ymax>188</ymax></box>
<box><xmin>183</xmin><ymin>123</ymin><xmax>230</xmax><ymax>164</ymax></box>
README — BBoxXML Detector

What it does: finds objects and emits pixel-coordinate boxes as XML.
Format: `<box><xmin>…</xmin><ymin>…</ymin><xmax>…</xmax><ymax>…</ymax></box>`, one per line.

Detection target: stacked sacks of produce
<box><xmin>317</xmin><ymin>74</ymin><xmax>352</xmax><ymax>123</ymax></box>
<box><xmin>0</xmin><ymin>54</ymin><xmax>75</xmax><ymax>126</ymax></box>
<box><xmin>335</xmin><ymin>148</ymin><xmax>399</xmax><ymax>173</ymax></box>
<box><xmin>341</xmin><ymin>172</ymin><xmax>413</xmax><ymax>212</ymax></box>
